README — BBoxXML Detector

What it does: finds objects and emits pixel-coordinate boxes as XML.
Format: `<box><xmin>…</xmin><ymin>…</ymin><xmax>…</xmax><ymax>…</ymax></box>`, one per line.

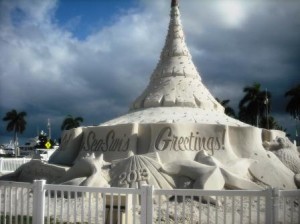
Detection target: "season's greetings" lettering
<box><xmin>82</xmin><ymin>130</ymin><xmax>130</xmax><ymax>152</ymax></box>
<box><xmin>154</xmin><ymin>127</ymin><xmax>225</xmax><ymax>155</ymax></box>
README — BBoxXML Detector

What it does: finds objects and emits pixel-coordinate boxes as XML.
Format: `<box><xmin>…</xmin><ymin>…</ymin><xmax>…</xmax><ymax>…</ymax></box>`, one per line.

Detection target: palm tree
<box><xmin>2</xmin><ymin>109</ymin><xmax>27</xmax><ymax>156</ymax></box>
<box><xmin>238</xmin><ymin>82</ymin><xmax>271</xmax><ymax>127</ymax></box>
<box><xmin>259</xmin><ymin>116</ymin><xmax>280</xmax><ymax>130</ymax></box>
<box><xmin>216</xmin><ymin>98</ymin><xmax>236</xmax><ymax>118</ymax></box>
<box><xmin>285</xmin><ymin>84</ymin><xmax>300</xmax><ymax>120</ymax></box>
<box><xmin>61</xmin><ymin>115</ymin><xmax>83</xmax><ymax>130</ymax></box>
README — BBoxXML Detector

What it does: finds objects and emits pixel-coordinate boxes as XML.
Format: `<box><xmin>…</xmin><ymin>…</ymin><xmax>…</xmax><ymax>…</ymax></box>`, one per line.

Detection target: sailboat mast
<box><xmin>47</xmin><ymin>118</ymin><xmax>51</xmax><ymax>140</ymax></box>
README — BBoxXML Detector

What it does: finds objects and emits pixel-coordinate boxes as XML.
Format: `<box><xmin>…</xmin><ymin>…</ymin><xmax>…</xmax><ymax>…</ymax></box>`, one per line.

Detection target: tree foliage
<box><xmin>2</xmin><ymin>109</ymin><xmax>27</xmax><ymax>156</ymax></box>
<box><xmin>238</xmin><ymin>82</ymin><xmax>271</xmax><ymax>126</ymax></box>
<box><xmin>259</xmin><ymin>116</ymin><xmax>281</xmax><ymax>130</ymax></box>
<box><xmin>61</xmin><ymin>115</ymin><xmax>83</xmax><ymax>130</ymax></box>
<box><xmin>216</xmin><ymin>98</ymin><xmax>236</xmax><ymax>118</ymax></box>
<box><xmin>3</xmin><ymin>109</ymin><xmax>27</xmax><ymax>134</ymax></box>
<box><xmin>285</xmin><ymin>84</ymin><xmax>300</xmax><ymax>120</ymax></box>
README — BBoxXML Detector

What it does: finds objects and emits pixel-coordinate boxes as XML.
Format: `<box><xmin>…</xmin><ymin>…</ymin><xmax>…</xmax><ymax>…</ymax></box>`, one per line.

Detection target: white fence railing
<box><xmin>275</xmin><ymin>189</ymin><xmax>300</xmax><ymax>224</ymax></box>
<box><xmin>0</xmin><ymin>158</ymin><xmax>31</xmax><ymax>174</ymax></box>
<box><xmin>153</xmin><ymin>188</ymin><xmax>273</xmax><ymax>224</ymax></box>
<box><xmin>0</xmin><ymin>180</ymin><xmax>299</xmax><ymax>224</ymax></box>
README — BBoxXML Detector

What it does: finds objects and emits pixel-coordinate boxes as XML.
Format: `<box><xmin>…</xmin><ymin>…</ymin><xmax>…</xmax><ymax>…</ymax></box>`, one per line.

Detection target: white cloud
<box><xmin>0</xmin><ymin>0</ymin><xmax>169</xmax><ymax>139</ymax></box>
<box><xmin>217</xmin><ymin>1</ymin><xmax>247</xmax><ymax>28</ymax></box>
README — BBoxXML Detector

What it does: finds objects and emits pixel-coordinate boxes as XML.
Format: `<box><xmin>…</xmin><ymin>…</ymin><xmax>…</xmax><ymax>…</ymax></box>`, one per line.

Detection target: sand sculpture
<box><xmin>1</xmin><ymin>0</ymin><xmax>299</xmax><ymax>190</ymax></box>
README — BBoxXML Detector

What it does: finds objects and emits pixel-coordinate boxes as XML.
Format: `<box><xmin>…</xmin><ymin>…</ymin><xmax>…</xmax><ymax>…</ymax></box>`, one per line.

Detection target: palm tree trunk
<box><xmin>256</xmin><ymin>102</ymin><xmax>259</xmax><ymax>127</ymax></box>
<box><xmin>13</xmin><ymin>131</ymin><xmax>19</xmax><ymax>157</ymax></box>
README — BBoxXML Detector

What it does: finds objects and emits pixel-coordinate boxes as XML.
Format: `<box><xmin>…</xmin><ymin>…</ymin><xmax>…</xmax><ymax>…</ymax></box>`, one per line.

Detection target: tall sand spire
<box><xmin>130</xmin><ymin>0</ymin><xmax>224</xmax><ymax>112</ymax></box>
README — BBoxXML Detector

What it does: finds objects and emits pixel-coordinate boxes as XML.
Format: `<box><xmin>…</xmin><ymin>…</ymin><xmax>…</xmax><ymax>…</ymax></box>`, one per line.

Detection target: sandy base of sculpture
<box><xmin>1</xmin><ymin>122</ymin><xmax>299</xmax><ymax>191</ymax></box>
<box><xmin>0</xmin><ymin>160</ymin><xmax>69</xmax><ymax>183</ymax></box>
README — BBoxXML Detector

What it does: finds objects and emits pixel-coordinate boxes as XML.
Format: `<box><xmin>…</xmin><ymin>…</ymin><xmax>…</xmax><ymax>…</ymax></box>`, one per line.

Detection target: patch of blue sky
<box><xmin>55</xmin><ymin>0</ymin><xmax>139</xmax><ymax>40</ymax></box>
<box><xmin>11</xmin><ymin>7</ymin><xmax>27</xmax><ymax>27</ymax></box>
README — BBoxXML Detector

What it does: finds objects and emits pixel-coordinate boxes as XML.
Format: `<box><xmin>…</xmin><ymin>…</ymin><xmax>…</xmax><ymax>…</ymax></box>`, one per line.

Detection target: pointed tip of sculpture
<box><xmin>171</xmin><ymin>0</ymin><xmax>179</xmax><ymax>7</ymax></box>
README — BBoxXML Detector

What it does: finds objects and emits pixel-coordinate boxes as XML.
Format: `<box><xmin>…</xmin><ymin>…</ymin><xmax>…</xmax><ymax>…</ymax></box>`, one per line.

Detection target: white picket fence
<box><xmin>0</xmin><ymin>158</ymin><xmax>31</xmax><ymax>174</ymax></box>
<box><xmin>0</xmin><ymin>180</ymin><xmax>299</xmax><ymax>224</ymax></box>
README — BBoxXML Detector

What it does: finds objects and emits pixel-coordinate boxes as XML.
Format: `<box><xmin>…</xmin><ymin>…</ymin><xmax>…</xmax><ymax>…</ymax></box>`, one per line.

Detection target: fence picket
<box><xmin>26</xmin><ymin>187</ymin><xmax>30</xmax><ymax>224</ymax></box>
<box><xmin>125</xmin><ymin>193</ymin><xmax>128</xmax><ymax>224</ymax></box>
<box><xmin>9</xmin><ymin>186</ymin><xmax>12</xmax><ymax>224</ymax></box>
<box><xmin>158</xmin><ymin>194</ymin><xmax>161</xmax><ymax>223</ymax></box>
<box><xmin>117</xmin><ymin>193</ymin><xmax>121</xmax><ymax>224</ymax></box>
<box><xmin>191</xmin><ymin>195</ymin><xmax>194</xmax><ymax>224</ymax></box>
<box><xmin>54</xmin><ymin>190</ymin><xmax>57</xmax><ymax>223</ymax></box>
<box><xmin>109</xmin><ymin>193</ymin><xmax>113</xmax><ymax>224</ymax></box>
<box><xmin>248</xmin><ymin>195</ymin><xmax>251</xmax><ymax>223</ymax></box>
<box><xmin>74</xmin><ymin>190</ymin><xmax>77</xmax><ymax>223</ymax></box>
<box><xmin>67</xmin><ymin>191</ymin><xmax>70</xmax><ymax>224</ymax></box>
<box><xmin>223</xmin><ymin>196</ymin><xmax>226</xmax><ymax>224</ymax></box>
<box><xmin>198</xmin><ymin>196</ymin><xmax>201</xmax><ymax>224</ymax></box>
<box><xmin>215</xmin><ymin>195</ymin><xmax>218</xmax><ymax>224</ymax></box>
<box><xmin>133</xmin><ymin>193</ymin><xmax>136</xmax><ymax>224</ymax></box>
<box><xmin>21</xmin><ymin>188</ymin><xmax>23</xmax><ymax>224</ymax></box>
<box><xmin>15</xmin><ymin>187</ymin><xmax>18</xmax><ymax>224</ymax></box>
<box><xmin>46</xmin><ymin>190</ymin><xmax>50</xmax><ymax>224</ymax></box>
<box><xmin>298</xmin><ymin>197</ymin><xmax>300</xmax><ymax>224</ymax></box>
<box><xmin>166</xmin><ymin>195</ymin><xmax>169</xmax><ymax>223</ymax></box>
<box><xmin>207</xmin><ymin>197</ymin><xmax>210</xmax><ymax>224</ymax></box>
<box><xmin>232</xmin><ymin>195</ymin><xmax>235</xmax><ymax>223</ymax></box>
<box><xmin>257</xmin><ymin>196</ymin><xmax>260</xmax><ymax>222</ymax></box>
<box><xmin>60</xmin><ymin>190</ymin><xmax>63</xmax><ymax>224</ymax></box>
<box><xmin>95</xmin><ymin>192</ymin><xmax>99</xmax><ymax>224</ymax></box>
<box><xmin>239</xmin><ymin>196</ymin><xmax>243</xmax><ymax>224</ymax></box>
<box><xmin>182</xmin><ymin>195</ymin><xmax>185</xmax><ymax>223</ymax></box>
<box><xmin>88</xmin><ymin>192</ymin><xmax>92</xmax><ymax>224</ymax></box>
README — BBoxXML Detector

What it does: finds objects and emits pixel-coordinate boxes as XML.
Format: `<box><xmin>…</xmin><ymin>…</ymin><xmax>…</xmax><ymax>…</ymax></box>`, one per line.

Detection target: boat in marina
<box><xmin>19</xmin><ymin>130</ymin><xmax>59</xmax><ymax>160</ymax></box>
<box><xmin>1</xmin><ymin>131</ymin><xmax>59</xmax><ymax>161</ymax></box>
<box><xmin>0</xmin><ymin>141</ymin><xmax>15</xmax><ymax>156</ymax></box>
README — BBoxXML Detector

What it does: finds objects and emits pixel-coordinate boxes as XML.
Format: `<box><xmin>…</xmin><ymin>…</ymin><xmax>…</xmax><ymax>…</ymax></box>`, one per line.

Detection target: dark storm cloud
<box><xmin>0</xmin><ymin>0</ymin><xmax>166</xmax><ymax>140</ymax></box>
<box><xmin>181</xmin><ymin>1</ymin><xmax>300</xmax><ymax>121</ymax></box>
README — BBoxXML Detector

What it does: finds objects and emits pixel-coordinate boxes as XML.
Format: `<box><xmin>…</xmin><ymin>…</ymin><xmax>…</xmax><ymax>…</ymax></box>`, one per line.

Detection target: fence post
<box><xmin>141</xmin><ymin>185</ymin><xmax>153</xmax><ymax>224</ymax></box>
<box><xmin>32</xmin><ymin>179</ymin><xmax>46</xmax><ymax>224</ymax></box>
<box><xmin>272</xmin><ymin>188</ymin><xmax>280</xmax><ymax>224</ymax></box>
<box><xmin>265</xmin><ymin>188</ymin><xmax>273</xmax><ymax>224</ymax></box>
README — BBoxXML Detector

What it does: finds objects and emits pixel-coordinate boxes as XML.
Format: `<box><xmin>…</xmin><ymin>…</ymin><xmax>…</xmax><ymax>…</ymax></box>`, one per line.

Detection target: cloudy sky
<box><xmin>0</xmin><ymin>0</ymin><xmax>299</xmax><ymax>143</ymax></box>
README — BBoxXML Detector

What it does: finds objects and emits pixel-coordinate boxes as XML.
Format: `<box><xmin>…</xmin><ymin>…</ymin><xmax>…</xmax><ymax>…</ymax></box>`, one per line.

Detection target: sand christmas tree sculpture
<box><xmin>2</xmin><ymin>0</ymin><xmax>300</xmax><ymax>190</ymax></box>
